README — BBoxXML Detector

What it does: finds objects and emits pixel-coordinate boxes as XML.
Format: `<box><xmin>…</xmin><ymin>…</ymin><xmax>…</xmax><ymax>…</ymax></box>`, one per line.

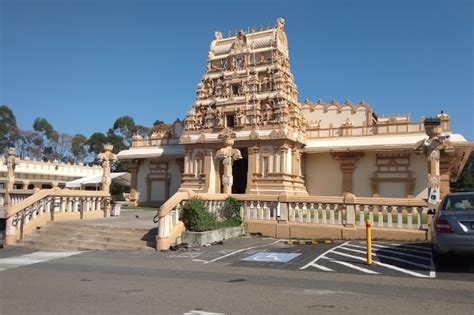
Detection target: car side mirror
<box><xmin>427</xmin><ymin>209</ymin><xmax>435</xmax><ymax>215</ymax></box>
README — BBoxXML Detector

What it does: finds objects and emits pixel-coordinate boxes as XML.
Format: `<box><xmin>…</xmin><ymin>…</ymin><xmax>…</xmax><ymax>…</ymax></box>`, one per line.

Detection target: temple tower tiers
<box><xmin>179</xmin><ymin>18</ymin><xmax>308</xmax><ymax>195</ymax></box>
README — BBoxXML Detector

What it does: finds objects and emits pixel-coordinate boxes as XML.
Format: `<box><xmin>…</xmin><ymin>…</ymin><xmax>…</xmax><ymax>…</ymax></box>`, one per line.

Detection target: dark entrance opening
<box><xmin>232</xmin><ymin>149</ymin><xmax>248</xmax><ymax>194</ymax></box>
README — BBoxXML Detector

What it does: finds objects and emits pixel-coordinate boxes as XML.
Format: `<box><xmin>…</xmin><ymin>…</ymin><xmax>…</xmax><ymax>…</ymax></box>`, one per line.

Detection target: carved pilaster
<box><xmin>440</xmin><ymin>152</ymin><xmax>457</xmax><ymax>198</ymax></box>
<box><xmin>331</xmin><ymin>152</ymin><xmax>364</xmax><ymax>194</ymax></box>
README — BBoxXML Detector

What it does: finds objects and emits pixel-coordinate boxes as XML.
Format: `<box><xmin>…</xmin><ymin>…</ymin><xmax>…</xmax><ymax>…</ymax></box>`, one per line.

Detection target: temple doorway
<box><xmin>232</xmin><ymin>150</ymin><xmax>248</xmax><ymax>194</ymax></box>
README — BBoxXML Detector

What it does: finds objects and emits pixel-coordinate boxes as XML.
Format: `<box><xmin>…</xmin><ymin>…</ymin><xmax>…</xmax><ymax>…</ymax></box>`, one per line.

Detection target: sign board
<box><xmin>428</xmin><ymin>188</ymin><xmax>440</xmax><ymax>205</ymax></box>
<box><xmin>241</xmin><ymin>252</ymin><xmax>301</xmax><ymax>263</ymax></box>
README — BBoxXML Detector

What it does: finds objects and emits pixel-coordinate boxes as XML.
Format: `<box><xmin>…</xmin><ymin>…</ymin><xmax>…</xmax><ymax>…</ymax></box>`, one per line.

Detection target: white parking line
<box><xmin>340</xmin><ymin>246</ymin><xmax>431</xmax><ymax>270</ymax></box>
<box><xmin>331</xmin><ymin>249</ymin><xmax>434</xmax><ymax>278</ymax></box>
<box><xmin>309</xmin><ymin>263</ymin><xmax>334</xmax><ymax>272</ymax></box>
<box><xmin>300</xmin><ymin>241</ymin><xmax>350</xmax><ymax>270</ymax></box>
<box><xmin>388</xmin><ymin>243</ymin><xmax>432</xmax><ymax>252</ymax></box>
<box><xmin>0</xmin><ymin>251</ymin><xmax>83</xmax><ymax>272</ymax></box>
<box><xmin>345</xmin><ymin>244</ymin><xmax>431</xmax><ymax>262</ymax></box>
<box><xmin>321</xmin><ymin>256</ymin><xmax>379</xmax><ymax>275</ymax></box>
<box><xmin>203</xmin><ymin>240</ymin><xmax>280</xmax><ymax>264</ymax></box>
<box><xmin>372</xmin><ymin>243</ymin><xmax>432</xmax><ymax>255</ymax></box>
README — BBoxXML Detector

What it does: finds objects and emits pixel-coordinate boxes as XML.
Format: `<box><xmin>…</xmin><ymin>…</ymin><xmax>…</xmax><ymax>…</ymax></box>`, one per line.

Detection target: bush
<box><xmin>222</xmin><ymin>197</ymin><xmax>241</xmax><ymax>225</ymax></box>
<box><xmin>179</xmin><ymin>197</ymin><xmax>216</xmax><ymax>232</ymax></box>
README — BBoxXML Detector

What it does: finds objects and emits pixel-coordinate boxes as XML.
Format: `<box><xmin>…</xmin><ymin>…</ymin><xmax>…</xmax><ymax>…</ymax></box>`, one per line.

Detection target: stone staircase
<box><xmin>15</xmin><ymin>222</ymin><xmax>157</xmax><ymax>251</ymax></box>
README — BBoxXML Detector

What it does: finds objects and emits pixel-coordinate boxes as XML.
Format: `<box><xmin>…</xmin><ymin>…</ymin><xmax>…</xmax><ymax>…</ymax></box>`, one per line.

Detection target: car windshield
<box><xmin>441</xmin><ymin>194</ymin><xmax>474</xmax><ymax>211</ymax></box>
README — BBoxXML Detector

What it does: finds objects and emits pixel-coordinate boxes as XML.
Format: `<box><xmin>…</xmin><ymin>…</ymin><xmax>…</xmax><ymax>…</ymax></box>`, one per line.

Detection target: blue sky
<box><xmin>2</xmin><ymin>0</ymin><xmax>473</xmax><ymax>139</ymax></box>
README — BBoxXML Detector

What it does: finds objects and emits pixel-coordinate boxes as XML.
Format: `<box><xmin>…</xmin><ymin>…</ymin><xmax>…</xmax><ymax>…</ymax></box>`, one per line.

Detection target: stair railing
<box><xmin>4</xmin><ymin>188</ymin><xmax>110</xmax><ymax>245</ymax></box>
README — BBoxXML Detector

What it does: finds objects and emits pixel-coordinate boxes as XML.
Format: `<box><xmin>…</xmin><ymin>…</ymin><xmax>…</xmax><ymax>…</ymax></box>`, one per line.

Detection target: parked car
<box><xmin>430</xmin><ymin>192</ymin><xmax>474</xmax><ymax>262</ymax></box>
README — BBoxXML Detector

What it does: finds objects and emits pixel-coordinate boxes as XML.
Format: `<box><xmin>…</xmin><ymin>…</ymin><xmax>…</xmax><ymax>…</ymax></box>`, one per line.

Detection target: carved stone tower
<box><xmin>180</xmin><ymin>18</ymin><xmax>308</xmax><ymax>195</ymax></box>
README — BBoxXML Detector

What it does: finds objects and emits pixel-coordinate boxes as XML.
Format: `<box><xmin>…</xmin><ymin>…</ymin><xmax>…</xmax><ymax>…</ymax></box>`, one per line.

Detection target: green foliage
<box><xmin>33</xmin><ymin>117</ymin><xmax>55</xmax><ymax>139</ymax></box>
<box><xmin>87</xmin><ymin>132</ymin><xmax>108</xmax><ymax>155</ymax></box>
<box><xmin>452</xmin><ymin>152</ymin><xmax>474</xmax><ymax>192</ymax></box>
<box><xmin>222</xmin><ymin>197</ymin><xmax>242</xmax><ymax>225</ymax></box>
<box><xmin>71</xmin><ymin>134</ymin><xmax>88</xmax><ymax>162</ymax></box>
<box><xmin>179</xmin><ymin>197</ymin><xmax>242</xmax><ymax>232</ymax></box>
<box><xmin>153</xmin><ymin>120</ymin><xmax>165</xmax><ymax>127</ymax></box>
<box><xmin>180</xmin><ymin>198</ymin><xmax>217</xmax><ymax>232</ymax></box>
<box><xmin>0</xmin><ymin>105</ymin><xmax>17</xmax><ymax>153</ymax></box>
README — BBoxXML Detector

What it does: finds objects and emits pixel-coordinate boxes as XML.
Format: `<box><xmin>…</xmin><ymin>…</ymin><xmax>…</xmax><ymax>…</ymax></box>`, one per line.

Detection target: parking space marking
<box><xmin>346</xmin><ymin>244</ymin><xmax>432</xmax><ymax>262</ymax></box>
<box><xmin>371</xmin><ymin>243</ymin><xmax>432</xmax><ymax>255</ymax></box>
<box><xmin>301</xmin><ymin>241</ymin><xmax>436</xmax><ymax>278</ymax></box>
<box><xmin>341</xmin><ymin>247</ymin><xmax>432</xmax><ymax>269</ymax></box>
<box><xmin>321</xmin><ymin>256</ymin><xmax>379</xmax><ymax>274</ymax></box>
<box><xmin>203</xmin><ymin>240</ymin><xmax>280</xmax><ymax>264</ymax></box>
<box><xmin>300</xmin><ymin>241</ymin><xmax>350</xmax><ymax>270</ymax></box>
<box><xmin>387</xmin><ymin>243</ymin><xmax>432</xmax><ymax>252</ymax></box>
<box><xmin>310</xmin><ymin>263</ymin><xmax>335</xmax><ymax>272</ymax></box>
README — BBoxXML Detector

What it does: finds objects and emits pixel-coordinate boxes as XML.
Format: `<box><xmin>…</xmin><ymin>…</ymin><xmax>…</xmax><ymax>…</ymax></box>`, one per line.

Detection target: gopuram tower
<box><xmin>180</xmin><ymin>18</ymin><xmax>308</xmax><ymax>196</ymax></box>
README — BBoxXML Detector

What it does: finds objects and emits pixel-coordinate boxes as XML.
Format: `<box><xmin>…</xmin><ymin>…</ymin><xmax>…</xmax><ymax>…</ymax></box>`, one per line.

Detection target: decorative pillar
<box><xmin>4</xmin><ymin>148</ymin><xmax>17</xmax><ymax>209</ymax></box>
<box><xmin>280</xmin><ymin>145</ymin><xmax>288</xmax><ymax>174</ymax></box>
<box><xmin>97</xmin><ymin>144</ymin><xmax>117</xmax><ymax>217</ymax></box>
<box><xmin>415</xmin><ymin>116</ymin><xmax>455</xmax><ymax>205</ymax></box>
<box><xmin>97</xmin><ymin>144</ymin><xmax>117</xmax><ymax>193</ymax></box>
<box><xmin>216</xmin><ymin>128</ymin><xmax>242</xmax><ymax>195</ymax></box>
<box><xmin>203</xmin><ymin>150</ymin><xmax>213</xmax><ymax>192</ymax></box>
<box><xmin>247</xmin><ymin>146</ymin><xmax>259</xmax><ymax>193</ymax></box>
<box><xmin>331</xmin><ymin>152</ymin><xmax>364</xmax><ymax>194</ymax></box>
<box><xmin>127</xmin><ymin>159</ymin><xmax>140</xmax><ymax>207</ymax></box>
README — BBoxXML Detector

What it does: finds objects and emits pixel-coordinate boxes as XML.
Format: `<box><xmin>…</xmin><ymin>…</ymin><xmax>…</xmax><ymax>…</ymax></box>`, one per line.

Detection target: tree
<box><xmin>111</xmin><ymin>116</ymin><xmax>135</xmax><ymax>146</ymax></box>
<box><xmin>33</xmin><ymin>117</ymin><xmax>55</xmax><ymax>139</ymax></box>
<box><xmin>153</xmin><ymin>119</ymin><xmax>165</xmax><ymax>127</ymax></box>
<box><xmin>71</xmin><ymin>134</ymin><xmax>89</xmax><ymax>162</ymax></box>
<box><xmin>12</xmin><ymin>129</ymin><xmax>43</xmax><ymax>160</ymax></box>
<box><xmin>452</xmin><ymin>152</ymin><xmax>474</xmax><ymax>192</ymax></box>
<box><xmin>87</xmin><ymin>132</ymin><xmax>108</xmax><ymax>156</ymax></box>
<box><xmin>0</xmin><ymin>105</ymin><xmax>17</xmax><ymax>153</ymax></box>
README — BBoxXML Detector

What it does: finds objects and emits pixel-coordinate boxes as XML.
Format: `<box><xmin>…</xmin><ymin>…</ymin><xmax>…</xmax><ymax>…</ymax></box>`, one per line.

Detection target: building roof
<box><xmin>117</xmin><ymin>145</ymin><xmax>184</xmax><ymax>160</ymax></box>
<box><xmin>304</xmin><ymin>133</ymin><xmax>471</xmax><ymax>152</ymax></box>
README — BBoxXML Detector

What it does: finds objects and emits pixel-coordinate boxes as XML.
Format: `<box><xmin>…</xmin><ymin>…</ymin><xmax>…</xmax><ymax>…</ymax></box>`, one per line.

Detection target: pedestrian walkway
<box><xmin>0</xmin><ymin>251</ymin><xmax>83</xmax><ymax>272</ymax></box>
<box><xmin>301</xmin><ymin>241</ymin><xmax>435</xmax><ymax>278</ymax></box>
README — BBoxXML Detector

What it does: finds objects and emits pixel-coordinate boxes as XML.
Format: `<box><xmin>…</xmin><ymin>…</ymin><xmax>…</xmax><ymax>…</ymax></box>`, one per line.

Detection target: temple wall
<box><xmin>304</xmin><ymin>152</ymin><xmax>429</xmax><ymax>198</ymax></box>
<box><xmin>305</xmin><ymin>153</ymin><xmax>342</xmax><ymax>196</ymax></box>
<box><xmin>352</xmin><ymin>152</ymin><xmax>376</xmax><ymax>197</ymax></box>
<box><xmin>168</xmin><ymin>159</ymin><xmax>182</xmax><ymax>197</ymax></box>
<box><xmin>137</xmin><ymin>159</ymin><xmax>150</xmax><ymax>203</ymax></box>
<box><xmin>412</xmin><ymin>153</ymin><xmax>429</xmax><ymax>199</ymax></box>
<box><xmin>135</xmin><ymin>158</ymin><xmax>182</xmax><ymax>205</ymax></box>
<box><xmin>302</xmin><ymin>106</ymin><xmax>368</xmax><ymax>128</ymax></box>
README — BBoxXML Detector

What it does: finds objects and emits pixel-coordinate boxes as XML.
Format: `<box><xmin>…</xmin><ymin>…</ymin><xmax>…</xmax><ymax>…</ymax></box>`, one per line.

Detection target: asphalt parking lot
<box><xmin>167</xmin><ymin>236</ymin><xmax>474</xmax><ymax>281</ymax></box>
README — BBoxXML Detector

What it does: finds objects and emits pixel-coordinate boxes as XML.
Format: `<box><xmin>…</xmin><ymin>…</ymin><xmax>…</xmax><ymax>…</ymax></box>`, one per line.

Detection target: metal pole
<box><xmin>366</xmin><ymin>219</ymin><xmax>373</xmax><ymax>265</ymax></box>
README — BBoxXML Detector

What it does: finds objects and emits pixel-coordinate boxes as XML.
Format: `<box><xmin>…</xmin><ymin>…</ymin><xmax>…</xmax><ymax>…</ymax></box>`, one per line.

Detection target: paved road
<box><xmin>1</xmin><ymin>237</ymin><xmax>473</xmax><ymax>314</ymax></box>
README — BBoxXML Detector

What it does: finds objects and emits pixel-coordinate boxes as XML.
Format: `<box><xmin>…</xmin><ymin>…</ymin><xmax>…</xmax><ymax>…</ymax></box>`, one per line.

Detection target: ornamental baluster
<box><xmin>397</xmin><ymin>207</ymin><xmax>403</xmax><ymax>229</ymax></box>
<box><xmin>264</xmin><ymin>202</ymin><xmax>270</xmax><ymax>220</ymax></box>
<box><xmin>322</xmin><ymin>204</ymin><xmax>329</xmax><ymax>224</ymax></box>
<box><xmin>337</xmin><ymin>204</ymin><xmax>342</xmax><ymax>225</ymax></box>
<box><xmin>289</xmin><ymin>203</ymin><xmax>295</xmax><ymax>222</ymax></box>
<box><xmin>369</xmin><ymin>206</ymin><xmax>374</xmax><ymax>225</ymax></box>
<box><xmin>387</xmin><ymin>206</ymin><xmax>394</xmax><ymax>228</ymax></box>
<box><xmin>407</xmin><ymin>207</ymin><xmax>414</xmax><ymax>229</ymax></box>
<box><xmin>329</xmin><ymin>205</ymin><xmax>335</xmax><ymax>224</ymax></box>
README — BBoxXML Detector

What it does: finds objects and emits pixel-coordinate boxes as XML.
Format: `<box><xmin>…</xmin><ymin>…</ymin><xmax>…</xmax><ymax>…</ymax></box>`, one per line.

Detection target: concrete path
<box><xmin>60</xmin><ymin>208</ymin><xmax>158</xmax><ymax>230</ymax></box>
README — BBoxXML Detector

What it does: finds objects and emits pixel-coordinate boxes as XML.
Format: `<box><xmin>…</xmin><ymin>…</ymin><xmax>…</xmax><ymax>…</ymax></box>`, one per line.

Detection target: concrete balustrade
<box><xmin>3</xmin><ymin>188</ymin><xmax>110</xmax><ymax>245</ymax></box>
<box><xmin>156</xmin><ymin>191</ymin><xmax>430</xmax><ymax>250</ymax></box>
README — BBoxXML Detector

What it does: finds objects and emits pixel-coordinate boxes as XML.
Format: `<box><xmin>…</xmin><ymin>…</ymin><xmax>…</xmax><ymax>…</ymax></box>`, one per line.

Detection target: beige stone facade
<box><xmin>117</xmin><ymin>18</ymin><xmax>473</xmax><ymax>206</ymax></box>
